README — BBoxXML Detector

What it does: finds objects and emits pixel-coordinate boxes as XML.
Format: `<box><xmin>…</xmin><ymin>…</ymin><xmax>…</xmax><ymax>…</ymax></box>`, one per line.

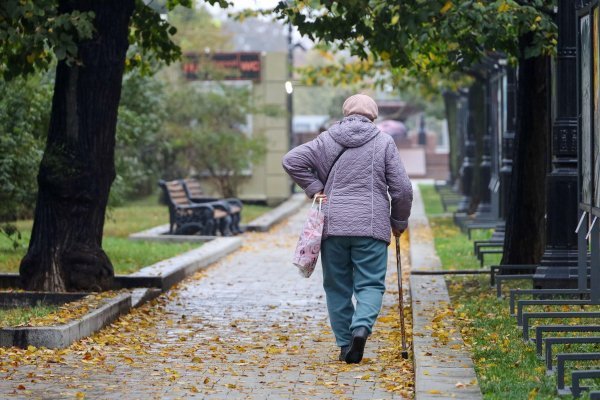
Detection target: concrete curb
<box><xmin>0</xmin><ymin>293</ymin><xmax>131</xmax><ymax>349</ymax></box>
<box><xmin>0</xmin><ymin>292</ymin><xmax>87</xmax><ymax>307</ymax></box>
<box><xmin>409</xmin><ymin>183</ymin><xmax>483</xmax><ymax>399</ymax></box>
<box><xmin>128</xmin><ymin>224</ymin><xmax>216</xmax><ymax>243</ymax></box>
<box><xmin>245</xmin><ymin>193</ymin><xmax>307</xmax><ymax>232</ymax></box>
<box><xmin>0</xmin><ymin>237</ymin><xmax>241</xmax><ymax>348</ymax></box>
<box><xmin>130</xmin><ymin>236</ymin><xmax>242</xmax><ymax>291</ymax></box>
<box><xmin>130</xmin><ymin>288</ymin><xmax>162</xmax><ymax>308</ymax></box>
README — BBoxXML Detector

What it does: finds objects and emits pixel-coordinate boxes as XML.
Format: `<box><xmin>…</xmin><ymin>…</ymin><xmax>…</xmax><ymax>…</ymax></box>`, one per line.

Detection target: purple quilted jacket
<box><xmin>282</xmin><ymin>114</ymin><xmax>413</xmax><ymax>244</ymax></box>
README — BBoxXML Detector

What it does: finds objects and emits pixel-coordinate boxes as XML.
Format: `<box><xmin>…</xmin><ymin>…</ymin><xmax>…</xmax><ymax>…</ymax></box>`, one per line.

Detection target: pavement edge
<box><xmin>244</xmin><ymin>193</ymin><xmax>307</xmax><ymax>232</ymax></box>
<box><xmin>409</xmin><ymin>183</ymin><xmax>483</xmax><ymax>400</ymax></box>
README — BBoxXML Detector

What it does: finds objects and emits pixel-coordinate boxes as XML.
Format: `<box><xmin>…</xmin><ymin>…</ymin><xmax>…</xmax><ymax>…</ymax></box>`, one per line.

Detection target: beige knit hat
<box><xmin>342</xmin><ymin>94</ymin><xmax>378</xmax><ymax>121</ymax></box>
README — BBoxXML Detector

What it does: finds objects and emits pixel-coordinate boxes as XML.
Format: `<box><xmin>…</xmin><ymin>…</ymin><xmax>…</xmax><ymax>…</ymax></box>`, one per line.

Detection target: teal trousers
<box><xmin>320</xmin><ymin>236</ymin><xmax>388</xmax><ymax>347</ymax></box>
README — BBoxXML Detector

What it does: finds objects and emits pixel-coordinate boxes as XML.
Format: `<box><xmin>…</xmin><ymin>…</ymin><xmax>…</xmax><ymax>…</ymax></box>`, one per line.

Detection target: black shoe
<box><xmin>338</xmin><ymin>345</ymin><xmax>349</xmax><ymax>361</ymax></box>
<box><xmin>345</xmin><ymin>327</ymin><xmax>369</xmax><ymax>364</ymax></box>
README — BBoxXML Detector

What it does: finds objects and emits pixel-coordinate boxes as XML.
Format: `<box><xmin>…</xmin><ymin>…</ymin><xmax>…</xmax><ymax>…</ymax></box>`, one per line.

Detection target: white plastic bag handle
<box><xmin>312</xmin><ymin>197</ymin><xmax>323</xmax><ymax>212</ymax></box>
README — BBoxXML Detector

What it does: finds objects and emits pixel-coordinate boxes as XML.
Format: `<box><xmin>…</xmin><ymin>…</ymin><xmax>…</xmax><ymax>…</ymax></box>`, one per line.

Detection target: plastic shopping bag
<box><xmin>292</xmin><ymin>198</ymin><xmax>324</xmax><ymax>278</ymax></box>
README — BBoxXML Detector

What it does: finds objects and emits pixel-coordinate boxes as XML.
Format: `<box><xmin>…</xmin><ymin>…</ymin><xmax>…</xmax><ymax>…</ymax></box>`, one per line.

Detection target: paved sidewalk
<box><xmin>409</xmin><ymin>184</ymin><xmax>482</xmax><ymax>399</ymax></box>
<box><xmin>0</xmin><ymin>205</ymin><xmax>412</xmax><ymax>399</ymax></box>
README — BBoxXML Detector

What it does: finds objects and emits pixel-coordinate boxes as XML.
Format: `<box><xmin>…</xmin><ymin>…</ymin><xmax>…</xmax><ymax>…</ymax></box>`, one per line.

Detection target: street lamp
<box><xmin>417</xmin><ymin>113</ymin><xmax>427</xmax><ymax>146</ymax></box>
<box><xmin>286</xmin><ymin>18</ymin><xmax>295</xmax><ymax>194</ymax></box>
<box><xmin>287</xmin><ymin>21</ymin><xmax>294</xmax><ymax>150</ymax></box>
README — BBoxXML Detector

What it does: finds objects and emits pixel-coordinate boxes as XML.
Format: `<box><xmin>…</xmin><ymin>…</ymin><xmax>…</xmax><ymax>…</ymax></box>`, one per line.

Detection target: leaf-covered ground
<box><xmin>0</xmin><ymin>198</ymin><xmax>272</xmax><ymax>327</ymax></box>
<box><xmin>0</xmin><ymin>208</ymin><xmax>414</xmax><ymax>399</ymax></box>
<box><xmin>420</xmin><ymin>184</ymin><xmax>597</xmax><ymax>399</ymax></box>
<box><xmin>0</xmin><ymin>291</ymin><xmax>125</xmax><ymax>329</ymax></box>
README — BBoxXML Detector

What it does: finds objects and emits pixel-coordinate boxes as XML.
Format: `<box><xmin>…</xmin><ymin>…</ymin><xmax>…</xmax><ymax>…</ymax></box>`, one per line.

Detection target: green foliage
<box><xmin>274</xmin><ymin>1</ymin><xmax>556</xmax><ymax>69</ymax></box>
<box><xmin>0</xmin><ymin>227</ymin><xmax>198</xmax><ymax>275</ymax></box>
<box><xmin>111</xmin><ymin>72</ymin><xmax>168</xmax><ymax>205</ymax></box>
<box><xmin>326</xmin><ymin>89</ymin><xmax>355</xmax><ymax>120</ymax></box>
<box><xmin>0</xmin><ymin>69</ymin><xmax>169</xmax><ymax>211</ymax></box>
<box><xmin>0</xmin><ymin>1</ymin><xmax>95</xmax><ymax>80</ymax></box>
<box><xmin>264</xmin><ymin>1</ymin><xmax>556</xmax><ymax>93</ymax></box>
<box><xmin>184</xmin><ymin>128</ymin><xmax>268</xmax><ymax>198</ymax></box>
<box><xmin>238</xmin><ymin>204</ymin><xmax>273</xmax><ymax>224</ymax></box>
<box><xmin>0</xmin><ymin>75</ymin><xmax>52</xmax><ymax>230</ymax></box>
<box><xmin>430</xmin><ymin>216</ymin><xmax>500</xmax><ymax>270</ymax></box>
<box><xmin>164</xmin><ymin>84</ymin><xmax>272</xmax><ymax>197</ymax></box>
<box><xmin>167</xmin><ymin>2</ymin><xmax>232</xmax><ymax>53</ymax></box>
<box><xmin>0</xmin><ymin>0</ymin><xmax>232</xmax><ymax>80</ymax></box>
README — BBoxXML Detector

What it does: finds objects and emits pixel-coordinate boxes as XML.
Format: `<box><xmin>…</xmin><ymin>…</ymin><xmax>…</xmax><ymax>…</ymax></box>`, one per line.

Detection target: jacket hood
<box><xmin>327</xmin><ymin>115</ymin><xmax>380</xmax><ymax>148</ymax></box>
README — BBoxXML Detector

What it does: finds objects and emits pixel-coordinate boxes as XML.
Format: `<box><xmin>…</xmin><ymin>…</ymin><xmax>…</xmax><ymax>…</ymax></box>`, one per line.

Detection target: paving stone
<box><xmin>0</xmin><ymin>202</ymin><xmax>407</xmax><ymax>399</ymax></box>
<box><xmin>409</xmin><ymin>183</ymin><xmax>483</xmax><ymax>400</ymax></box>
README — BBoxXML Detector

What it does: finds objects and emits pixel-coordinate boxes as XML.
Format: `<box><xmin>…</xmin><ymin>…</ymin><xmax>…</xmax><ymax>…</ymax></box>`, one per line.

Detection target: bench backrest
<box><xmin>160</xmin><ymin>180</ymin><xmax>191</xmax><ymax>207</ymax></box>
<box><xmin>182</xmin><ymin>178</ymin><xmax>205</xmax><ymax>199</ymax></box>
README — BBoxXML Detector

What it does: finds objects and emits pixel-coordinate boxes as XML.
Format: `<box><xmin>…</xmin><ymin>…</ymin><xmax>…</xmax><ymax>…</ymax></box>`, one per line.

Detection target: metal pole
<box><xmin>457</xmin><ymin>87</ymin><xmax>475</xmax><ymax>213</ymax></box>
<box><xmin>578</xmin><ymin>211</ymin><xmax>588</xmax><ymax>291</ymax></box>
<box><xmin>537</xmin><ymin>0</ymin><xmax>580</xmax><ymax>280</ymax></box>
<box><xmin>395</xmin><ymin>236</ymin><xmax>409</xmax><ymax>359</ymax></box>
<box><xmin>287</xmin><ymin>22</ymin><xmax>295</xmax><ymax>194</ymax></box>
<box><xmin>417</xmin><ymin>114</ymin><xmax>427</xmax><ymax>146</ymax></box>
<box><xmin>476</xmin><ymin>75</ymin><xmax>493</xmax><ymax>216</ymax></box>
<box><xmin>287</xmin><ymin>22</ymin><xmax>293</xmax><ymax>150</ymax></box>
<box><xmin>499</xmin><ymin>67</ymin><xmax>516</xmax><ymax>219</ymax></box>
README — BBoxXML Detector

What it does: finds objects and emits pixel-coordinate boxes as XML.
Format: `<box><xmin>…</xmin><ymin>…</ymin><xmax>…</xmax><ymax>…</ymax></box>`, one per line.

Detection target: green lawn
<box><xmin>419</xmin><ymin>183</ymin><xmax>447</xmax><ymax>215</ymax></box>
<box><xmin>447</xmin><ymin>276</ymin><xmax>566</xmax><ymax>399</ymax></box>
<box><xmin>104</xmin><ymin>197</ymin><xmax>272</xmax><ymax>237</ymax></box>
<box><xmin>419</xmin><ymin>183</ymin><xmax>591</xmax><ymax>399</ymax></box>
<box><xmin>419</xmin><ymin>185</ymin><xmax>591</xmax><ymax>400</ymax></box>
<box><xmin>419</xmin><ymin>184</ymin><xmax>501</xmax><ymax>270</ymax></box>
<box><xmin>0</xmin><ymin>304</ymin><xmax>58</xmax><ymax>328</ymax></box>
<box><xmin>0</xmin><ymin>230</ymin><xmax>198</xmax><ymax>275</ymax></box>
<box><xmin>240</xmin><ymin>203</ymin><xmax>273</xmax><ymax>224</ymax></box>
<box><xmin>0</xmin><ymin>196</ymin><xmax>273</xmax><ymax>274</ymax></box>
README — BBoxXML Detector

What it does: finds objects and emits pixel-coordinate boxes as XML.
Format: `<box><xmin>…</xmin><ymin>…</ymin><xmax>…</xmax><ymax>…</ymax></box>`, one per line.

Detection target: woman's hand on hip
<box><xmin>314</xmin><ymin>191</ymin><xmax>327</xmax><ymax>203</ymax></box>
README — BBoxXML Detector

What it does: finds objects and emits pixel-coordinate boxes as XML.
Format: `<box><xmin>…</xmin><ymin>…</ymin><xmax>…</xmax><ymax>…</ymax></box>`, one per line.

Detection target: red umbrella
<box><xmin>376</xmin><ymin>119</ymin><xmax>407</xmax><ymax>139</ymax></box>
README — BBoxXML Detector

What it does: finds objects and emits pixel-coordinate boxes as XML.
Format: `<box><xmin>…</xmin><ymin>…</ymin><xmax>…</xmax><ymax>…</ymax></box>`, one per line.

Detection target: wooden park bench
<box><xmin>158</xmin><ymin>179</ymin><xmax>232</xmax><ymax>236</ymax></box>
<box><xmin>181</xmin><ymin>178</ymin><xmax>243</xmax><ymax>234</ymax></box>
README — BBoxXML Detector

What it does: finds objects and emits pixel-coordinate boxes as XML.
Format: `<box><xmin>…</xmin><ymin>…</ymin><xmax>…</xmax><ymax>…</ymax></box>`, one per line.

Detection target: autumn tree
<box><xmin>266</xmin><ymin>0</ymin><xmax>556</xmax><ymax>264</ymax></box>
<box><xmin>163</xmin><ymin>83</ymin><xmax>270</xmax><ymax>198</ymax></box>
<box><xmin>169</xmin><ymin>2</ymin><xmax>232</xmax><ymax>53</ymax></box>
<box><xmin>0</xmin><ymin>0</ymin><xmax>229</xmax><ymax>291</ymax></box>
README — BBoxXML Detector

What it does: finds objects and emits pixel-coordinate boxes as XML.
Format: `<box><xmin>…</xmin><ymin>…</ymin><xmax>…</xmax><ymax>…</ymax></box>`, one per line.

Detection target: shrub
<box><xmin>0</xmin><ymin>75</ymin><xmax>52</xmax><ymax>222</ymax></box>
<box><xmin>111</xmin><ymin>72</ymin><xmax>168</xmax><ymax>205</ymax></box>
<box><xmin>163</xmin><ymin>83</ymin><xmax>275</xmax><ymax>197</ymax></box>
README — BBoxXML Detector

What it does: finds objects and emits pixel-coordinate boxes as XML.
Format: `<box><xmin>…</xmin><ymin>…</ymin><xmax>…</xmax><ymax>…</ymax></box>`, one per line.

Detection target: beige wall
<box><xmin>201</xmin><ymin>52</ymin><xmax>292</xmax><ymax>205</ymax></box>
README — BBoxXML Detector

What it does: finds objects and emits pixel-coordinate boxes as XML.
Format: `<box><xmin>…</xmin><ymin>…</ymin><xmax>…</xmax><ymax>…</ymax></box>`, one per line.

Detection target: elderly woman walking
<box><xmin>282</xmin><ymin>94</ymin><xmax>413</xmax><ymax>364</ymax></box>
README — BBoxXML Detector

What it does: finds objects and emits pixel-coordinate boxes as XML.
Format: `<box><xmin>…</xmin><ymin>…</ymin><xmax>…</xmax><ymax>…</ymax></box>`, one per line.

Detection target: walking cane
<box><xmin>395</xmin><ymin>235</ymin><xmax>409</xmax><ymax>359</ymax></box>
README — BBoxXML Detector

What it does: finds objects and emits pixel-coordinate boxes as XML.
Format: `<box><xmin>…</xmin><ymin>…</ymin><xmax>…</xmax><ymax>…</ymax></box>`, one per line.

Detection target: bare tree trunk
<box><xmin>20</xmin><ymin>0</ymin><xmax>135</xmax><ymax>291</ymax></box>
<box><xmin>501</xmin><ymin>52</ymin><xmax>550</xmax><ymax>265</ymax></box>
